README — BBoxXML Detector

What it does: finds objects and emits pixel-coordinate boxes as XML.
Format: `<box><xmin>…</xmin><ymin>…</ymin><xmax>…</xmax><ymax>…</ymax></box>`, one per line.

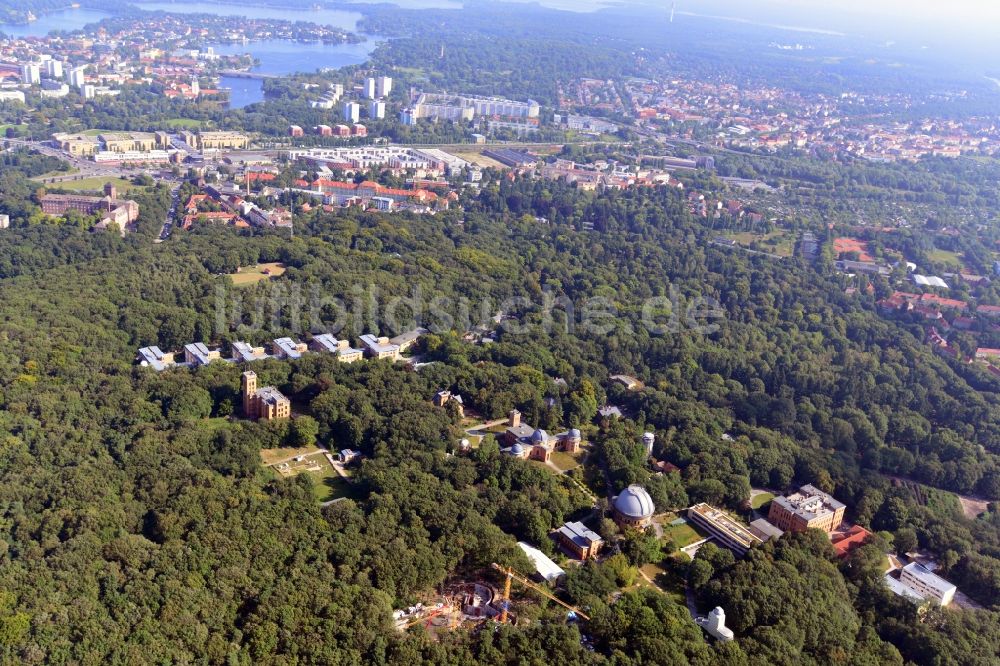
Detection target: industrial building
<box><xmin>687</xmin><ymin>503</ymin><xmax>762</xmax><ymax>555</ymax></box>
<box><xmin>767</xmin><ymin>484</ymin><xmax>846</xmax><ymax>534</ymax></box>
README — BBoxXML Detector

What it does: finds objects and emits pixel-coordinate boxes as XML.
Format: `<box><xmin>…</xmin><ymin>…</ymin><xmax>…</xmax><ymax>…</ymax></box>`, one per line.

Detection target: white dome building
<box><xmin>612</xmin><ymin>484</ymin><xmax>656</xmax><ymax>529</ymax></box>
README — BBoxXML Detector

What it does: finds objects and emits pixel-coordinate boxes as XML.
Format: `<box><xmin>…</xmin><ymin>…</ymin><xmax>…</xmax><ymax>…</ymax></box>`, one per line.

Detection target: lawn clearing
<box><xmin>227</xmin><ymin>262</ymin><xmax>287</xmax><ymax>286</ymax></box>
<box><xmin>664</xmin><ymin>519</ymin><xmax>706</xmax><ymax>548</ymax></box>
<box><xmin>639</xmin><ymin>562</ymin><xmax>687</xmax><ymax>603</ymax></box>
<box><xmin>58</xmin><ymin>176</ymin><xmax>137</xmax><ymax>193</ymax></box>
<box><xmin>751</xmin><ymin>492</ymin><xmax>775</xmax><ymax>509</ymax></box>
<box><xmin>309</xmin><ymin>465</ymin><xmax>354</xmax><ymax>503</ymax></box>
<box><xmin>926</xmin><ymin>248</ymin><xmax>964</xmax><ymax>269</ymax></box>
<box><xmin>550</xmin><ymin>450</ymin><xmax>584</xmax><ymax>472</ymax></box>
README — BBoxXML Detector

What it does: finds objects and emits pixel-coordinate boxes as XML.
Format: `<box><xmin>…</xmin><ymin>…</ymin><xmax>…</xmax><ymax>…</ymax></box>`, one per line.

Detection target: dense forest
<box><xmin>2</xmin><ymin>0</ymin><xmax>1000</xmax><ymax>663</ymax></box>
<box><xmin>1</xmin><ymin>157</ymin><xmax>1000</xmax><ymax>662</ymax></box>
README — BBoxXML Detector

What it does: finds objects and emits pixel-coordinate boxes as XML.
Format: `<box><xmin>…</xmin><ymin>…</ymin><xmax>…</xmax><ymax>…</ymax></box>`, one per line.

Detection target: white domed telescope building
<box><xmin>612</xmin><ymin>485</ymin><xmax>656</xmax><ymax>530</ymax></box>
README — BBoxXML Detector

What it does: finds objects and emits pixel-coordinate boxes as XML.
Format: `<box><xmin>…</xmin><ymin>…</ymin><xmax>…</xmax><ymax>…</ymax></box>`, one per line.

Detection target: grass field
<box><xmin>260</xmin><ymin>445</ymin><xmax>323</xmax><ymax>467</ymax></box>
<box><xmin>751</xmin><ymin>492</ymin><xmax>775</xmax><ymax>509</ymax></box>
<box><xmin>926</xmin><ymin>248</ymin><xmax>964</xmax><ymax>269</ymax></box>
<box><xmin>638</xmin><ymin>562</ymin><xmax>687</xmax><ymax>603</ymax></box>
<box><xmin>58</xmin><ymin>176</ymin><xmax>136</xmax><ymax>193</ymax></box>
<box><xmin>310</xmin><ymin>467</ymin><xmax>353</xmax><ymax>503</ymax></box>
<box><xmin>550</xmin><ymin>450</ymin><xmax>584</xmax><ymax>472</ymax></box>
<box><xmin>725</xmin><ymin>230</ymin><xmax>795</xmax><ymax>257</ymax></box>
<box><xmin>228</xmin><ymin>262</ymin><xmax>287</xmax><ymax>286</ymax></box>
<box><xmin>663</xmin><ymin>519</ymin><xmax>706</xmax><ymax>548</ymax></box>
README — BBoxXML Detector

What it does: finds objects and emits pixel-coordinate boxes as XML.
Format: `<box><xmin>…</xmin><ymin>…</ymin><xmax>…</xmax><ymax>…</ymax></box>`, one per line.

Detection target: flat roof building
<box><xmin>310</xmin><ymin>333</ymin><xmax>364</xmax><ymax>362</ymax></box>
<box><xmin>272</xmin><ymin>337</ymin><xmax>308</xmax><ymax>360</ymax></box>
<box><xmin>768</xmin><ymin>484</ymin><xmax>846</xmax><ymax>534</ymax></box>
<box><xmin>688</xmin><ymin>503</ymin><xmax>762</xmax><ymax>556</ymax></box>
<box><xmin>359</xmin><ymin>334</ymin><xmax>401</xmax><ymax>360</ymax></box>
<box><xmin>231</xmin><ymin>341</ymin><xmax>268</xmax><ymax>363</ymax></box>
<box><xmin>899</xmin><ymin>563</ymin><xmax>957</xmax><ymax>606</ymax></box>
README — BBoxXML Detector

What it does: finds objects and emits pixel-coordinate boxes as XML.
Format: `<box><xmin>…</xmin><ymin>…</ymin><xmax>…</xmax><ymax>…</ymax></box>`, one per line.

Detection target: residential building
<box><xmin>343</xmin><ymin>101</ymin><xmax>360</xmax><ymax>123</ymax></box>
<box><xmin>518</xmin><ymin>541</ymin><xmax>565</xmax><ymax>583</ymax></box>
<box><xmin>369</xmin><ymin>99</ymin><xmax>386</xmax><ymax>119</ymax></box>
<box><xmin>21</xmin><ymin>63</ymin><xmax>40</xmax><ymax>85</ymax></box>
<box><xmin>0</xmin><ymin>214</ymin><xmax>9</xmax><ymax>229</ymax></box>
<box><xmin>359</xmin><ymin>334</ymin><xmax>401</xmax><ymax>360</ymax></box>
<box><xmin>0</xmin><ymin>90</ymin><xmax>26</xmax><ymax>104</ymax></box>
<box><xmin>898</xmin><ymin>563</ymin><xmax>957</xmax><ymax>606</ymax></box>
<box><xmin>43</xmin><ymin>59</ymin><xmax>63</xmax><ymax>79</ymax></box>
<box><xmin>184</xmin><ymin>342</ymin><xmax>222</xmax><ymax>367</ymax></box>
<box><xmin>289</xmin><ymin>125</ymin><xmax>304</xmax><ymax>137</ymax></box>
<box><xmin>137</xmin><ymin>346</ymin><xmax>176</xmax><ymax>371</ymax></box>
<box><xmin>310</xmin><ymin>333</ymin><xmax>363</xmax><ymax>362</ymax></box>
<box><xmin>241</xmin><ymin>371</ymin><xmax>290</xmax><ymax>421</ymax></box>
<box><xmin>688</xmin><ymin>503</ymin><xmax>763</xmax><ymax>555</ymax></box>
<box><xmin>364</xmin><ymin>77</ymin><xmax>376</xmax><ymax>99</ymax></box>
<box><xmin>557</xmin><ymin>521</ymin><xmax>604</xmax><ymax>560</ymax></box>
<box><xmin>375</xmin><ymin>75</ymin><xmax>392</xmax><ymax>98</ymax></box>
<box><xmin>68</xmin><ymin>66</ymin><xmax>87</xmax><ymax>89</ymax></box>
<box><xmin>231</xmin><ymin>341</ymin><xmax>267</xmax><ymax>363</ymax></box>
<box><xmin>272</xmin><ymin>337</ymin><xmax>308</xmax><ymax>360</ymax></box>
<box><xmin>612</xmin><ymin>485</ymin><xmax>656</xmax><ymax>530</ymax></box>
<box><xmin>768</xmin><ymin>484</ymin><xmax>846</xmax><ymax>534</ymax></box>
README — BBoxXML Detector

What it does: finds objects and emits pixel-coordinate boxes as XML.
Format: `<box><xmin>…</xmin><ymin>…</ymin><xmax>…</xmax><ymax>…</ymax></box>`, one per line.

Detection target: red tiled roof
<box><xmin>832</xmin><ymin>525</ymin><xmax>871</xmax><ymax>558</ymax></box>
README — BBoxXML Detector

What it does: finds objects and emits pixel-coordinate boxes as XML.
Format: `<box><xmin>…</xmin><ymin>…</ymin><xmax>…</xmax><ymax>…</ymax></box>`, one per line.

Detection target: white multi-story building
<box><xmin>369</xmin><ymin>99</ymin><xmax>386</xmax><ymax>120</ymax></box>
<box><xmin>343</xmin><ymin>101</ymin><xmax>360</xmax><ymax>123</ymax></box>
<box><xmin>68</xmin><ymin>66</ymin><xmax>87</xmax><ymax>89</ymax></box>
<box><xmin>409</xmin><ymin>92</ymin><xmax>540</xmax><ymax>122</ymax></box>
<box><xmin>364</xmin><ymin>77</ymin><xmax>377</xmax><ymax>99</ymax></box>
<box><xmin>375</xmin><ymin>75</ymin><xmax>392</xmax><ymax>98</ymax></box>
<box><xmin>20</xmin><ymin>63</ymin><xmax>40</xmax><ymax>85</ymax></box>
<box><xmin>898</xmin><ymin>563</ymin><xmax>957</xmax><ymax>606</ymax></box>
<box><xmin>0</xmin><ymin>90</ymin><xmax>26</xmax><ymax>104</ymax></box>
<box><xmin>43</xmin><ymin>59</ymin><xmax>63</xmax><ymax>79</ymax></box>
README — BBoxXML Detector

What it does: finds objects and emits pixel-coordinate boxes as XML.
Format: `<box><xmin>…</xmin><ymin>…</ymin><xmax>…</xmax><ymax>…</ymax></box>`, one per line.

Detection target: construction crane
<box><xmin>490</xmin><ymin>563</ymin><xmax>590</xmax><ymax>624</ymax></box>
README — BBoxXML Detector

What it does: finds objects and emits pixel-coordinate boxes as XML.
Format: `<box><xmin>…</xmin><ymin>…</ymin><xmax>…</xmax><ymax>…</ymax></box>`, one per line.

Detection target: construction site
<box><xmin>393</xmin><ymin>564</ymin><xmax>587</xmax><ymax>635</ymax></box>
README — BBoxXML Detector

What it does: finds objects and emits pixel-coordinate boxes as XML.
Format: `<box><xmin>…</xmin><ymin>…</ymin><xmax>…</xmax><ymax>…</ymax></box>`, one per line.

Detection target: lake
<box><xmin>214</xmin><ymin>36</ymin><xmax>385</xmax><ymax>108</ymax></box>
<box><xmin>0</xmin><ymin>8</ymin><xmax>110</xmax><ymax>37</ymax></box>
